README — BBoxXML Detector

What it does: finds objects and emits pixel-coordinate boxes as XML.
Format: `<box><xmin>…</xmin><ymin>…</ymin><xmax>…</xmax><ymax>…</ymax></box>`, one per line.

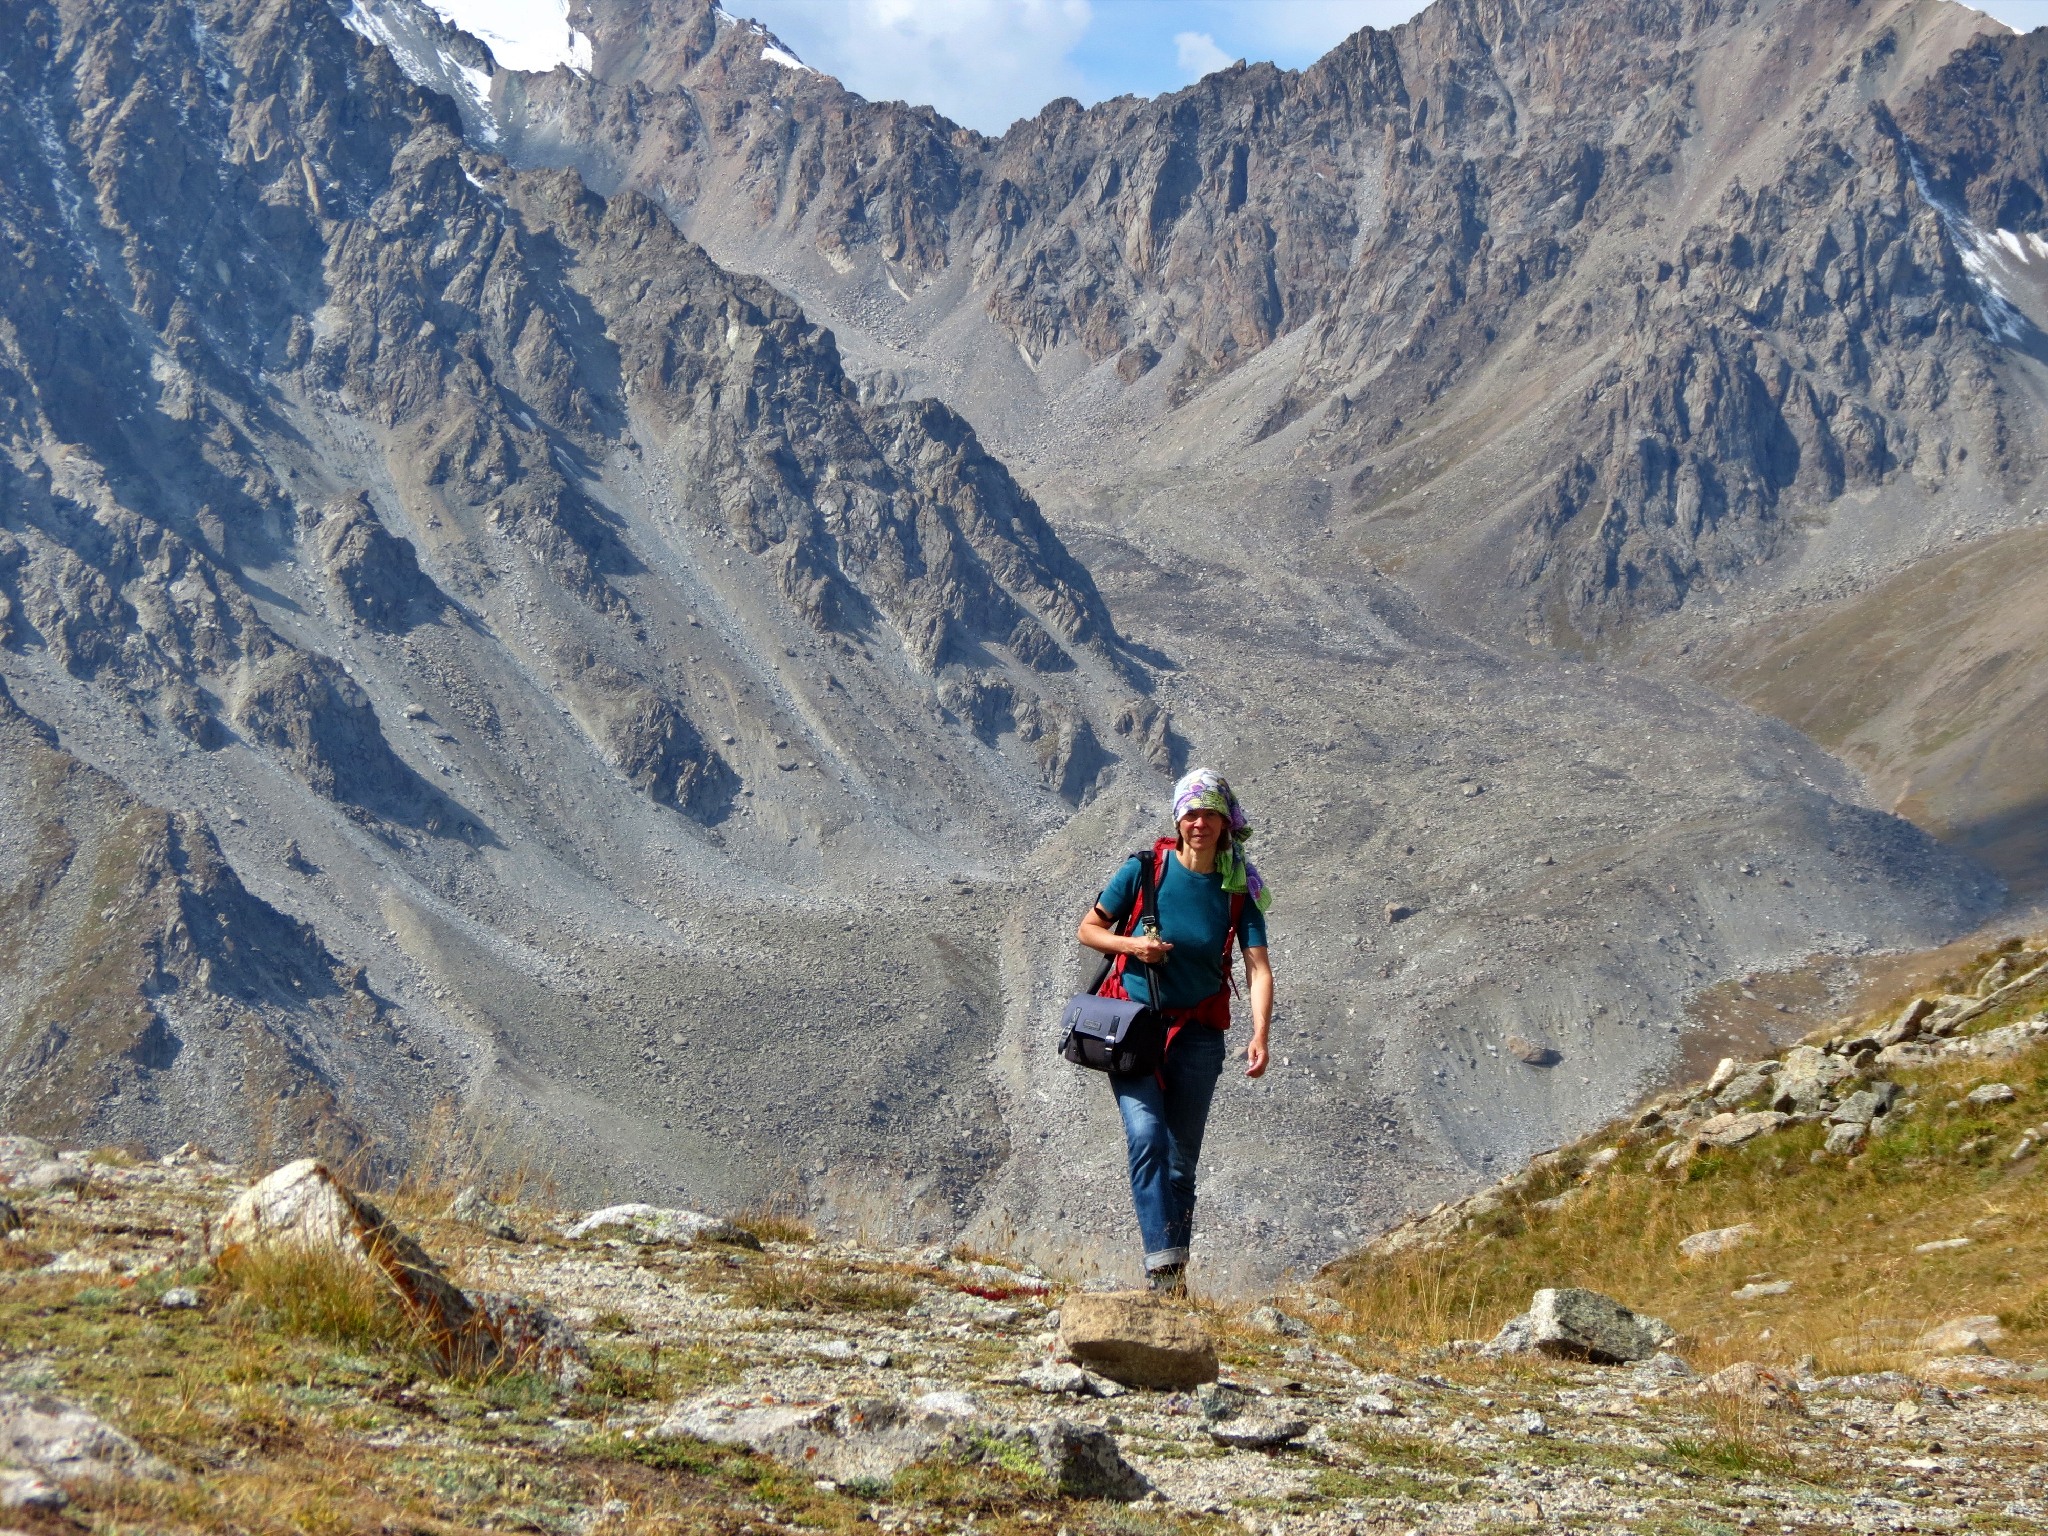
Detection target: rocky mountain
<box><xmin>0</xmin><ymin>0</ymin><xmax>2034</xmax><ymax>1283</ymax></box>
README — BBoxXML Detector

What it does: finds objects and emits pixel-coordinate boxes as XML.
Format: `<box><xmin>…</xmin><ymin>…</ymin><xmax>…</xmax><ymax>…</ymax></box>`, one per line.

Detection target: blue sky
<box><xmin>731</xmin><ymin>0</ymin><xmax>2048</xmax><ymax>136</ymax></box>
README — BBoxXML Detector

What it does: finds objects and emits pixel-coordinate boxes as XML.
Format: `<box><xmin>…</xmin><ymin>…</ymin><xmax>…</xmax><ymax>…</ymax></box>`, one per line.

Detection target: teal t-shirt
<box><xmin>1097</xmin><ymin>851</ymin><xmax>1269</xmax><ymax>1010</ymax></box>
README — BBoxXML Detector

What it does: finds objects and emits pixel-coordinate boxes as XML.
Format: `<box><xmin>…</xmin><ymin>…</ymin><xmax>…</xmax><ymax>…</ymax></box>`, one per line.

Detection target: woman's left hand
<box><xmin>1245</xmin><ymin>1032</ymin><xmax>1269</xmax><ymax>1077</ymax></box>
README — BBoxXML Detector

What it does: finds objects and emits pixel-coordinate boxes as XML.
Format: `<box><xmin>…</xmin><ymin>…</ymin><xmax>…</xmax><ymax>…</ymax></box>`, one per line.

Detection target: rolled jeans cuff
<box><xmin>1145</xmin><ymin>1246</ymin><xmax>1189</xmax><ymax>1272</ymax></box>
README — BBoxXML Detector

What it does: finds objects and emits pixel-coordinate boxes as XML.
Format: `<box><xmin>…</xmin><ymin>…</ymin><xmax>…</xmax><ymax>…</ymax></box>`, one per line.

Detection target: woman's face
<box><xmin>1178</xmin><ymin>808</ymin><xmax>1227</xmax><ymax>853</ymax></box>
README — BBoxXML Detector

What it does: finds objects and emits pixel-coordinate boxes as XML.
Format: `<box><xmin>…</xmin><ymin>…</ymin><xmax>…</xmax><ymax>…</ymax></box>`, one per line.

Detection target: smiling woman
<box><xmin>1075</xmin><ymin>767</ymin><xmax>1275</xmax><ymax>1294</ymax></box>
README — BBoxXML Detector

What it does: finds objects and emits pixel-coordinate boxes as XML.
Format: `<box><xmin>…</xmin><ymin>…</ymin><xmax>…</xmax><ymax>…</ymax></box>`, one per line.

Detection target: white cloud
<box><xmin>1174</xmin><ymin>30</ymin><xmax>1234</xmax><ymax>80</ymax></box>
<box><xmin>742</xmin><ymin>0</ymin><xmax>1094</xmax><ymax>135</ymax></box>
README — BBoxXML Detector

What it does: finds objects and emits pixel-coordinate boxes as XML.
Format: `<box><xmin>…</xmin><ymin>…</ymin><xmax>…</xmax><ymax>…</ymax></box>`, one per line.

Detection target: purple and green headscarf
<box><xmin>1172</xmin><ymin>767</ymin><xmax>1270</xmax><ymax>913</ymax></box>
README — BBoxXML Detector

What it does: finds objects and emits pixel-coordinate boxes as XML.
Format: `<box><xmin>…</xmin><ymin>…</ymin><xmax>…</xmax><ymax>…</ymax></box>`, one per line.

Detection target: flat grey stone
<box><xmin>1208</xmin><ymin>1415</ymin><xmax>1310</xmax><ymax>1450</ymax></box>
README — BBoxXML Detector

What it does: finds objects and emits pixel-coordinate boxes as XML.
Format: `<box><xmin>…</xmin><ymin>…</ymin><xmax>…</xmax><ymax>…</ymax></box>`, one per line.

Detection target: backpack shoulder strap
<box><xmin>1222</xmin><ymin>890</ymin><xmax>1246</xmax><ymax>995</ymax></box>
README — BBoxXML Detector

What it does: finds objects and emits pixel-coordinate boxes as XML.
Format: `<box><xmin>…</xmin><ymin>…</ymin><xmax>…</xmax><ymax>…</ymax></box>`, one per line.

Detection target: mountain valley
<box><xmin>1</xmin><ymin>0</ymin><xmax>2046</xmax><ymax>1283</ymax></box>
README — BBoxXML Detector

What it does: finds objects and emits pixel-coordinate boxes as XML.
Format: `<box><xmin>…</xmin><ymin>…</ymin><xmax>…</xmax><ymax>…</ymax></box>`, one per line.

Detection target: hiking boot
<box><xmin>1147</xmin><ymin>1262</ymin><xmax>1187</xmax><ymax>1297</ymax></box>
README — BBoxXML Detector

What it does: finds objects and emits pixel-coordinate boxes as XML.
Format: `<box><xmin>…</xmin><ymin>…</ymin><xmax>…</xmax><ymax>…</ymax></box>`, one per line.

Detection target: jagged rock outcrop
<box><xmin>411</xmin><ymin>0</ymin><xmax>2040</xmax><ymax>642</ymax></box>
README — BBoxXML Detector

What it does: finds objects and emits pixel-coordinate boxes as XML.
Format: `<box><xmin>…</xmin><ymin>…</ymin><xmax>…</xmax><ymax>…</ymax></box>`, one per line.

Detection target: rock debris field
<box><xmin>0</xmin><ymin>1137</ymin><xmax>2043</xmax><ymax>1534</ymax></box>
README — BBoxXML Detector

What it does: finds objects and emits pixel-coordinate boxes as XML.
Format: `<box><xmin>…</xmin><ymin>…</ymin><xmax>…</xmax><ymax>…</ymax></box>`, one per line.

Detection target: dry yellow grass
<box><xmin>1327</xmin><ymin>966</ymin><xmax>2048</xmax><ymax>1374</ymax></box>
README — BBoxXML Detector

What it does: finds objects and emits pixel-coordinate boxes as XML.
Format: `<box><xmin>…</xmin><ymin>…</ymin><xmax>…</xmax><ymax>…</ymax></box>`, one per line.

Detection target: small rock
<box><xmin>1058</xmin><ymin>1292</ymin><xmax>1218</xmax><ymax>1389</ymax></box>
<box><xmin>1966</xmin><ymin>1083</ymin><xmax>2017</xmax><ymax>1107</ymax></box>
<box><xmin>158</xmin><ymin>1287</ymin><xmax>201</xmax><ymax>1310</ymax></box>
<box><xmin>1511</xmin><ymin>1409</ymin><xmax>1550</xmax><ymax>1436</ymax></box>
<box><xmin>19</xmin><ymin>1162</ymin><xmax>86</xmax><ymax>1195</ymax></box>
<box><xmin>1196</xmin><ymin>1381</ymin><xmax>1253</xmax><ymax>1421</ymax></box>
<box><xmin>447</xmin><ymin>1186</ymin><xmax>522</xmax><ymax>1242</ymax></box>
<box><xmin>1915</xmin><ymin>1316</ymin><xmax>2004</xmax><ymax>1356</ymax></box>
<box><xmin>1914</xmin><ymin>1237</ymin><xmax>1971</xmax><ymax>1254</ymax></box>
<box><xmin>0</xmin><ymin>1468</ymin><xmax>66</xmax><ymax>1509</ymax></box>
<box><xmin>1016</xmin><ymin>1362</ymin><xmax>1099</xmax><ymax>1396</ymax></box>
<box><xmin>0</xmin><ymin>1137</ymin><xmax>54</xmax><ymax>1180</ymax></box>
<box><xmin>1356</xmin><ymin>1392</ymin><xmax>1401</xmax><ymax>1416</ymax></box>
<box><xmin>1506</xmin><ymin>1034</ymin><xmax>1560</xmax><ymax>1066</ymax></box>
<box><xmin>1630</xmin><ymin>1352</ymin><xmax>1697</xmax><ymax>1384</ymax></box>
<box><xmin>1706</xmin><ymin>1057</ymin><xmax>1743</xmax><ymax>1093</ymax></box>
<box><xmin>0</xmin><ymin>1392</ymin><xmax>173</xmax><ymax>1482</ymax></box>
<box><xmin>563</xmin><ymin>1204</ymin><xmax>760</xmax><ymax>1249</ymax></box>
<box><xmin>1009</xmin><ymin>1419</ymin><xmax>1150</xmax><ymax>1499</ymax></box>
<box><xmin>863</xmin><ymin>1350</ymin><xmax>894</xmax><ymax>1369</ymax></box>
<box><xmin>1383</xmin><ymin>901</ymin><xmax>1413</xmax><ymax>924</ymax></box>
<box><xmin>1677</xmin><ymin>1223</ymin><xmax>1758</xmax><ymax>1261</ymax></box>
<box><xmin>1823</xmin><ymin>1122</ymin><xmax>1865</xmax><ymax>1156</ymax></box>
<box><xmin>1696</xmin><ymin>1361</ymin><xmax>1801</xmax><ymax>1411</ymax></box>
<box><xmin>1208</xmin><ymin>1415</ymin><xmax>1309</xmax><ymax>1450</ymax></box>
<box><xmin>1731</xmin><ymin>1279</ymin><xmax>1793</xmax><ymax>1300</ymax></box>
<box><xmin>1247</xmin><ymin>1304</ymin><xmax>1309</xmax><ymax>1338</ymax></box>
<box><xmin>812</xmin><ymin>1339</ymin><xmax>858</xmax><ymax>1363</ymax></box>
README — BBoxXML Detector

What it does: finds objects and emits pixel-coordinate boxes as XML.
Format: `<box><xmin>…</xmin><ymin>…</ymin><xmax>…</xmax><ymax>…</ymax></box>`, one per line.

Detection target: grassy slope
<box><xmin>1326</xmin><ymin>942</ymin><xmax>2048</xmax><ymax>1373</ymax></box>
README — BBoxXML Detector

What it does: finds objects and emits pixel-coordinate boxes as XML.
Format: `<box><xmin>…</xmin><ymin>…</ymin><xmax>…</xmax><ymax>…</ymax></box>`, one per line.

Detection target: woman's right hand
<box><xmin>1127</xmin><ymin>934</ymin><xmax>1174</xmax><ymax>966</ymax></box>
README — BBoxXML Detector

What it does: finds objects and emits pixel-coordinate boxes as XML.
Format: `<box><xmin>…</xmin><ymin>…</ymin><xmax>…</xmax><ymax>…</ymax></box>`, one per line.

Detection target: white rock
<box><xmin>0</xmin><ymin>1392</ymin><xmax>172</xmax><ymax>1482</ymax></box>
<box><xmin>563</xmin><ymin>1204</ymin><xmax>759</xmax><ymax>1248</ymax></box>
<box><xmin>1677</xmin><ymin>1223</ymin><xmax>1758</xmax><ymax>1260</ymax></box>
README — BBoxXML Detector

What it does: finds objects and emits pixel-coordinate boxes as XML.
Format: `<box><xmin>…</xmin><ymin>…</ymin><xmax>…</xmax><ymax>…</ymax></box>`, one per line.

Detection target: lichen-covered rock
<box><xmin>1677</xmin><ymin>1224</ymin><xmax>1758</xmax><ymax>1261</ymax></box>
<box><xmin>1493</xmin><ymin>1288</ymin><xmax>1672</xmax><ymax>1365</ymax></box>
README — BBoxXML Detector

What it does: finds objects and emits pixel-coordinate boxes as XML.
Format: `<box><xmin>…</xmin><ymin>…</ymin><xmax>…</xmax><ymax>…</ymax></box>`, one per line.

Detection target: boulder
<box><xmin>563</xmin><ymin>1203</ymin><xmax>760</xmax><ymax>1249</ymax></box>
<box><xmin>0</xmin><ymin>1466</ymin><xmax>67</xmax><ymax>1509</ymax></box>
<box><xmin>215</xmin><ymin>1160</ymin><xmax>586</xmax><ymax>1384</ymax></box>
<box><xmin>0</xmin><ymin>1392</ymin><xmax>173</xmax><ymax>1483</ymax></box>
<box><xmin>1823</xmin><ymin>1122</ymin><xmax>1865</xmax><ymax>1155</ymax></box>
<box><xmin>1677</xmin><ymin>1224</ymin><xmax>1758</xmax><ymax>1261</ymax></box>
<box><xmin>1965</xmin><ymin>1084</ymin><xmax>2017</xmax><ymax>1108</ymax></box>
<box><xmin>1246</xmin><ymin>1304</ymin><xmax>1309</xmax><ymax>1338</ymax></box>
<box><xmin>1523</xmin><ymin>1288</ymin><xmax>1671</xmax><ymax>1364</ymax></box>
<box><xmin>1058</xmin><ymin>1292</ymin><xmax>1218</xmax><ymax>1389</ymax></box>
<box><xmin>1915</xmin><ymin>1316</ymin><xmax>2004</xmax><ymax>1356</ymax></box>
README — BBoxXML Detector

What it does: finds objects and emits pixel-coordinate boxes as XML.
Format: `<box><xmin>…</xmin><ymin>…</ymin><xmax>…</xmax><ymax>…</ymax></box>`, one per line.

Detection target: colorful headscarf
<box><xmin>1171</xmin><ymin>767</ymin><xmax>1270</xmax><ymax>913</ymax></box>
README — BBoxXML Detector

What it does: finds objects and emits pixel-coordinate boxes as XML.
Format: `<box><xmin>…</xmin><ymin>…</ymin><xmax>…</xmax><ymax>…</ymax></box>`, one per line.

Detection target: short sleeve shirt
<box><xmin>1097</xmin><ymin>850</ymin><xmax>1269</xmax><ymax>1011</ymax></box>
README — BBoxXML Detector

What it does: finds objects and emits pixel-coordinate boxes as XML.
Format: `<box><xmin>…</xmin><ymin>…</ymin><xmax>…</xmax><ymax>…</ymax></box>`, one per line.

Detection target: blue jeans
<box><xmin>1111</xmin><ymin>1025</ymin><xmax>1227</xmax><ymax>1272</ymax></box>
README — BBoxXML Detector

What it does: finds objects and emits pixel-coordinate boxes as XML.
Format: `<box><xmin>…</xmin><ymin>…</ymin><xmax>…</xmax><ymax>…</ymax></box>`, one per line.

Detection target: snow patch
<box><xmin>418</xmin><ymin>0</ymin><xmax>592</xmax><ymax>76</ymax></box>
<box><xmin>885</xmin><ymin>270</ymin><xmax>911</xmax><ymax>303</ymax></box>
<box><xmin>760</xmin><ymin>43</ymin><xmax>810</xmax><ymax>72</ymax></box>
<box><xmin>1909</xmin><ymin>152</ymin><xmax>2032</xmax><ymax>344</ymax></box>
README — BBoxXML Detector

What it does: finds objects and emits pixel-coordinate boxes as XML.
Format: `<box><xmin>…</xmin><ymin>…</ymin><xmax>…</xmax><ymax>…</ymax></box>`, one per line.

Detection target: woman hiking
<box><xmin>1077</xmin><ymin>768</ymin><xmax>1273</xmax><ymax>1294</ymax></box>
